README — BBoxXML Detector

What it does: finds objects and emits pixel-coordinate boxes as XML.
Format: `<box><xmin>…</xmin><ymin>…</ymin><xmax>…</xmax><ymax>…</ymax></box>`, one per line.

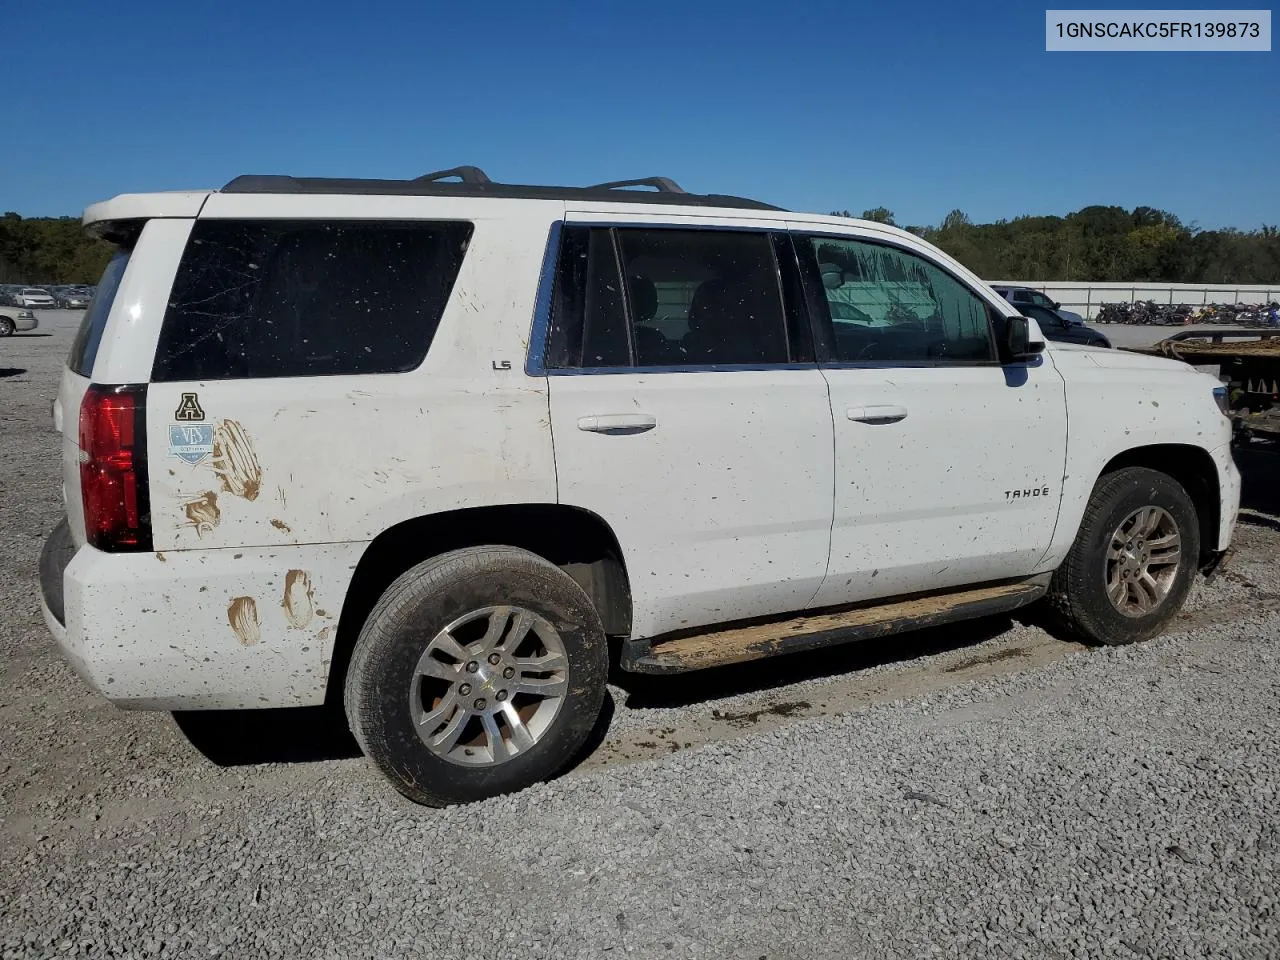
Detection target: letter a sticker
<box><xmin>174</xmin><ymin>392</ymin><xmax>205</xmax><ymax>422</ymax></box>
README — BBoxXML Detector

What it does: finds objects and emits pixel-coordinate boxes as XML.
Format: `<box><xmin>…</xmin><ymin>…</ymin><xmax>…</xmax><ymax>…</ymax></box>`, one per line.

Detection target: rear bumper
<box><xmin>38</xmin><ymin>522</ymin><xmax>365</xmax><ymax>710</ymax></box>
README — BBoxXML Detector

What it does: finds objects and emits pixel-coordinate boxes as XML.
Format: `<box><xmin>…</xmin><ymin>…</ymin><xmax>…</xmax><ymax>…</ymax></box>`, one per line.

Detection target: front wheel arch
<box><xmin>1046</xmin><ymin>466</ymin><xmax>1200</xmax><ymax>646</ymax></box>
<box><xmin>1098</xmin><ymin>444</ymin><xmax>1221</xmax><ymax>566</ymax></box>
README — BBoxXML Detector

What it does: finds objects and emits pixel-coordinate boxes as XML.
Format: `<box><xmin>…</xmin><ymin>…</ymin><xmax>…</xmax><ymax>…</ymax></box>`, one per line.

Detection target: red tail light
<box><xmin>79</xmin><ymin>384</ymin><xmax>151</xmax><ymax>551</ymax></box>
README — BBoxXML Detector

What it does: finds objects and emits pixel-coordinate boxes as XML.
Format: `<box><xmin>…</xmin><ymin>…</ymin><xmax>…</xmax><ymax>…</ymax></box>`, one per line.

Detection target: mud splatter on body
<box><xmin>183</xmin><ymin>491</ymin><xmax>220</xmax><ymax>536</ymax></box>
<box><xmin>282</xmin><ymin>570</ymin><xmax>315</xmax><ymax>630</ymax></box>
<box><xmin>227</xmin><ymin>597</ymin><xmax>260</xmax><ymax>645</ymax></box>
<box><xmin>211</xmin><ymin>420</ymin><xmax>262</xmax><ymax>501</ymax></box>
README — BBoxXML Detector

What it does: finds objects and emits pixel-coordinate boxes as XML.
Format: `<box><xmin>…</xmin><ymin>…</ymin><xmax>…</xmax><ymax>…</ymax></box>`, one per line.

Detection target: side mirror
<box><xmin>1002</xmin><ymin>316</ymin><xmax>1045</xmax><ymax>363</ymax></box>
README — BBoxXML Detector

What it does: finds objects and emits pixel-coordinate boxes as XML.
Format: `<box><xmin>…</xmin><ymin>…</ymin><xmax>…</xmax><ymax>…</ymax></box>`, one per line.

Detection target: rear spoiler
<box><xmin>82</xmin><ymin>190</ymin><xmax>212</xmax><ymax>240</ymax></box>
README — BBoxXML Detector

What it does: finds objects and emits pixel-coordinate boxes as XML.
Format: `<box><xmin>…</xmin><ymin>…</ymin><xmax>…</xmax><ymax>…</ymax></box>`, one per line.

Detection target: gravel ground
<box><xmin>3</xmin><ymin>313</ymin><xmax>1280</xmax><ymax>959</ymax></box>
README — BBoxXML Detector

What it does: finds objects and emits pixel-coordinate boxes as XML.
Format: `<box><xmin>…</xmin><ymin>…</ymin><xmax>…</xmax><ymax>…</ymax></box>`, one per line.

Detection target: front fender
<box><xmin>1034</xmin><ymin>349</ymin><xmax>1234</xmax><ymax>572</ymax></box>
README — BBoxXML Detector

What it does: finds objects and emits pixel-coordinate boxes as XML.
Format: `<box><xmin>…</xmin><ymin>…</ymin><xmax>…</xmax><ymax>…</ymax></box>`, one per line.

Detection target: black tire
<box><xmin>1046</xmin><ymin>467</ymin><xmax>1199</xmax><ymax>646</ymax></box>
<box><xmin>0</xmin><ymin>317</ymin><xmax>13</xmax><ymax>337</ymax></box>
<box><xmin>344</xmin><ymin>546</ymin><xmax>608</xmax><ymax>806</ymax></box>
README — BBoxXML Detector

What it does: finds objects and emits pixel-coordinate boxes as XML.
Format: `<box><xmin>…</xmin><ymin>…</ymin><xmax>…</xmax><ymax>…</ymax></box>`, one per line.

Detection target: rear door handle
<box><xmin>847</xmin><ymin>404</ymin><xmax>908</xmax><ymax>423</ymax></box>
<box><xmin>577</xmin><ymin>414</ymin><xmax>657</xmax><ymax>435</ymax></box>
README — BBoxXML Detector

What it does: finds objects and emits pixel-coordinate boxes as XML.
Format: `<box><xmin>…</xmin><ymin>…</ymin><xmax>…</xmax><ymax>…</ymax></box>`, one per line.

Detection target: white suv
<box><xmin>39</xmin><ymin>166</ymin><xmax>1240</xmax><ymax>806</ymax></box>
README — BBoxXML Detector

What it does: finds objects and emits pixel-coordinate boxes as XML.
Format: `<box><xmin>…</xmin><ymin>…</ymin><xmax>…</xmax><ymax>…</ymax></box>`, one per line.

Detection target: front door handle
<box><xmin>847</xmin><ymin>405</ymin><xmax>908</xmax><ymax>423</ymax></box>
<box><xmin>577</xmin><ymin>414</ymin><xmax>657</xmax><ymax>435</ymax></box>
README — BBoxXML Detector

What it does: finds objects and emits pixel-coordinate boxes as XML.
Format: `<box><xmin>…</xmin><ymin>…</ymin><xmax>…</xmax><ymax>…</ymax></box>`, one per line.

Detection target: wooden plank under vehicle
<box><xmin>621</xmin><ymin>575</ymin><xmax>1051</xmax><ymax>673</ymax></box>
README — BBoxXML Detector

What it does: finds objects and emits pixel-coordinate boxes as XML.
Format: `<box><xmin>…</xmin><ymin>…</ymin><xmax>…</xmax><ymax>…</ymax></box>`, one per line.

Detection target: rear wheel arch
<box><xmin>325</xmin><ymin>504</ymin><xmax>631</xmax><ymax>706</ymax></box>
<box><xmin>1097</xmin><ymin>444</ymin><xmax>1220</xmax><ymax>564</ymax></box>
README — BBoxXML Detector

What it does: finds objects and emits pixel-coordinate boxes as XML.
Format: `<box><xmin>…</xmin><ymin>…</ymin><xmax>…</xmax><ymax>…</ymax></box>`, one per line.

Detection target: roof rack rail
<box><xmin>413</xmin><ymin>165</ymin><xmax>492</xmax><ymax>184</ymax></box>
<box><xmin>589</xmin><ymin>177</ymin><xmax>687</xmax><ymax>194</ymax></box>
<box><xmin>218</xmin><ymin>170</ymin><xmax>783</xmax><ymax>211</ymax></box>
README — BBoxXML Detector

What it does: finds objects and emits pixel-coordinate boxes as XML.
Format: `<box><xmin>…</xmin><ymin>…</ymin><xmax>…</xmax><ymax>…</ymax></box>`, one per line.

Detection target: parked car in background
<box><xmin>1019</xmin><ymin>304</ymin><xmax>1111</xmax><ymax>347</ymax></box>
<box><xmin>0</xmin><ymin>309</ymin><xmax>38</xmax><ymax>335</ymax></box>
<box><xmin>55</xmin><ymin>287</ymin><xmax>92</xmax><ymax>309</ymax></box>
<box><xmin>16</xmin><ymin>287</ymin><xmax>56</xmax><ymax>309</ymax></box>
<box><xmin>992</xmin><ymin>285</ymin><xmax>1085</xmax><ymax>325</ymax></box>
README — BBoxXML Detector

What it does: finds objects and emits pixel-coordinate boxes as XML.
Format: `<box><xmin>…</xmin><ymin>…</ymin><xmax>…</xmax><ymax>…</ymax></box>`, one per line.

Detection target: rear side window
<box><xmin>68</xmin><ymin>247</ymin><xmax>131</xmax><ymax>377</ymax></box>
<box><xmin>619</xmin><ymin>229</ymin><xmax>789</xmax><ymax>366</ymax></box>
<box><xmin>153</xmin><ymin>220</ymin><xmax>473</xmax><ymax>381</ymax></box>
<box><xmin>547</xmin><ymin>226</ymin><xmax>793</xmax><ymax>369</ymax></box>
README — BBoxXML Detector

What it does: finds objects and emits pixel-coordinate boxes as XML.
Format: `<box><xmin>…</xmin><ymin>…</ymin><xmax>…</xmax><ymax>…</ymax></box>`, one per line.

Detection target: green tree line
<box><xmin>0</xmin><ymin>213</ymin><xmax>115</xmax><ymax>284</ymax></box>
<box><xmin>2</xmin><ymin>204</ymin><xmax>1277</xmax><ymax>285</ymax></box>
<box><xmin>830</xmin><ymin>205</ymin><xmax>1280</xmax><ymax>284</ymax></box>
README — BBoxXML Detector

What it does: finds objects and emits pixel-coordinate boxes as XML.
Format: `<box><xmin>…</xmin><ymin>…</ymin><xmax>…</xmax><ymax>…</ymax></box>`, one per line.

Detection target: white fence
<box><xmin>990</xmin><ymin>281</ymin><xmax>1280</xmax><ymax>320</ymax></box>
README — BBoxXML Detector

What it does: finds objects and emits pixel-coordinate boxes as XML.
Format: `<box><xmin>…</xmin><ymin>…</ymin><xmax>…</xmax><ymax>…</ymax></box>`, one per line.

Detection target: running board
<box><xmin>621</xmin><ymin>576</ymin><xmax>1051</xmax><ymax>674</ymax></box>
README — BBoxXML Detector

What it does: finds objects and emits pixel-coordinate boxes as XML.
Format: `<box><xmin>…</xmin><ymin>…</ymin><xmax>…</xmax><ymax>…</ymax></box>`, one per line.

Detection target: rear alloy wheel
<box><xmin>0</xmin><ymin>318</ymin><xmax>13</xmax><ymax>337</ymax></box>
<box><xmin>410</xmin><ymin>604</ymin><xmax>569</xmax><ymax>766</ymax></box>
<box><xmin>345</xmin><ymin>546</ymin><xmax>608</xmax><ymax>806</ymax></box>
<box><xmin>1046</xmin><ymin>467</ymin><xmax>1199</xmax><ymax>646</ymax></box>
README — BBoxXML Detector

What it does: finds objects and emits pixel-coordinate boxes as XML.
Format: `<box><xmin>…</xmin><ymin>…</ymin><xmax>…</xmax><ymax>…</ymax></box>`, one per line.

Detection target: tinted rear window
<box><xmin>68</xmin><ymin>248</ymin><xmax>131</xmax><ymax>376</ymax></box>
<box><xmin>152</xmin><ymin>219</ymin><xmax>473</xmax><ymax>381</ymax></box>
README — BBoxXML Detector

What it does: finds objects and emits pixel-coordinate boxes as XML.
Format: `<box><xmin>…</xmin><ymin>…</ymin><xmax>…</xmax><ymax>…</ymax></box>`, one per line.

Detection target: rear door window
<box><xmin>546</xmin><ymin>226</ymin><xmax>798</xmax><ymax>369</ymax></box>
<box><xmin>68</xmin><ymin>248</ymin><xmax>131</xmax><ymax>377</ymax></box>
<box><xmin>152</xmin><ymin>220</ymin><xmax>473</xmax><ymax>381</ymax></box>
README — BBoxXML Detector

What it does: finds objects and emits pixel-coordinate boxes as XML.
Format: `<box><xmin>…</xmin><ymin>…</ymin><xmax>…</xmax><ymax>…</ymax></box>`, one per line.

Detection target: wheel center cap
<box><xmin>473</xmin><ymin>665</ymin><xmax>500</xmax><ymax>698</ymax></box>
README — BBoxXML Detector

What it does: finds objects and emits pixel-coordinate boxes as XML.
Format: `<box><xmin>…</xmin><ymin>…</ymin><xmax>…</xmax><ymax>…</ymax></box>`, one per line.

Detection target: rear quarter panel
<box><xmin>146</xmin><ymin>199</ymin><xmax>560</xmax><ymax>552</ymax></box>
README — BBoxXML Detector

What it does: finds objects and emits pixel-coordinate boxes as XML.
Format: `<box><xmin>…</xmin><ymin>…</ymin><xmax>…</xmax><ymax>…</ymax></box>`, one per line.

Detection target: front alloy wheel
<box><xmin>1045</xmin><ymin>466</ymin><xmax>1199</xmax><ymax>646</ymax></box>
<box><xmin>1104</xmin><ymin>506</ymin><xmax>1182</xmax><ymax>617</ymax></box>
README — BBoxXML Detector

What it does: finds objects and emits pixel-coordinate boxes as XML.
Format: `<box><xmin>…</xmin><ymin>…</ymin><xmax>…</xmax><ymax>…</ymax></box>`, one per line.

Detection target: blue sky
<box><xmin>4</xmin><ymin>0</ymin><xmax>1276</xmax><ymax>228</ymax></box>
